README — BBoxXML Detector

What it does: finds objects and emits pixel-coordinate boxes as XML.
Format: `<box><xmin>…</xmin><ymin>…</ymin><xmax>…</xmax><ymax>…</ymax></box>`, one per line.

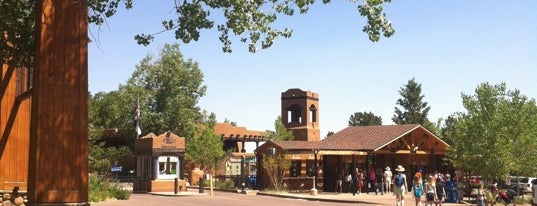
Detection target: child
<box><xmin>425</xmin><ymin>176</ymin><xmax>437</xmax><ymax>206</ymax></box>
<box><xmin>413</xmin><ymin>174</ymin><xmax>423</xmax><ymax>206</ymax></box>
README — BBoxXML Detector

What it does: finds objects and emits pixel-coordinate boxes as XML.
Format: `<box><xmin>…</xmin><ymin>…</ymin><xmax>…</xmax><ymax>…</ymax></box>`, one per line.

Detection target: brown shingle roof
<box><xmin>319</xmin><ymin>124</ymin><xmax>421</xmax><ymax>150</ymax></box>
<box><xmin>271</xmin><ymin>140</ymin><xmax>320</xmax><ymax>151</ymax></box>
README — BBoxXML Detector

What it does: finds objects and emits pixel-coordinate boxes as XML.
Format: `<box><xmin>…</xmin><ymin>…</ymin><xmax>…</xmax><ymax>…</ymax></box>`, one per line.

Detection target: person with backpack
<box><xmin>394</xmin><ymin>165</ymin><xmax>408</xmax><ymax>206</ymax></box>
<box><xmin>413</xmin><ymin>174</ymin><xmax>424</xmax><ymax>206</ymax></box>
<box><xmin>435</xmin><ymin>177</ymin><xmax>446</xmax><ymax>206</ymax></box>
<box><xmin>425</xmin><ymin>175</ymin><xmax>437</xmax><ymax>206</ymax></box>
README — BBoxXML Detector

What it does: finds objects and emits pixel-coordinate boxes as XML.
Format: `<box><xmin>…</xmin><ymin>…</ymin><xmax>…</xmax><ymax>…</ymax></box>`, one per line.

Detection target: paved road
<box><xmin>92</xmin><ymin>192</ymin><xmax>360</xmax><ymax>206</ymax></box>
<box><xmin>91</xmin><ymin>191</ymin><xmax>467</xmax><ymax>206</ymax></box>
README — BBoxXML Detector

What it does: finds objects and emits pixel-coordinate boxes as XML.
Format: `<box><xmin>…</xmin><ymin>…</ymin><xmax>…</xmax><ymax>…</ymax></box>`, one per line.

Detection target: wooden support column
<box><xmin>28</xmin><ymin>0</ymin><xmax>88</xmax><ymax>205</ymax></box>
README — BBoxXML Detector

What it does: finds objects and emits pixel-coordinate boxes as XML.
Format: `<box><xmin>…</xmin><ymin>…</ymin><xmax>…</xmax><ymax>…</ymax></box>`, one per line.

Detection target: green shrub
<box><xmin>89</xmin><ymin>174</ymin><xmax>130</xmax><ymax>202</ymax></box>
<box><xmin>89</xmin><ymin>175</ymin><xmax>110</xmax><ymax>202</ymax></box>
<box><xmin>112</xmin><ymin>189</ymin><xmax>131</xmax><ymax>200</ymax></box>
<box><xmin>203</xmin><ymin>179</ymin><xmax>211</xmax><ymax>187</ymax></box>
<box><xmin>215</xmin><ymin>181</ymin><xmax>235</xmax><ymax>189</ymax></box>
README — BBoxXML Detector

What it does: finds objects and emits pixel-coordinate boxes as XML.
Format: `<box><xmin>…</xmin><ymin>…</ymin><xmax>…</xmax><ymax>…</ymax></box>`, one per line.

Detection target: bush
<box><xmin>201</xmin><ymin>180</ymin><xmax>235</xmax><ymax>189</ymax></box>
<box><xmin>215</xmin><ymin>181</ymin><xmax>235</xmax><ymax>189</ymax></box>
<box><xmin>112</xmin><ymin>189</ymin><xmax>131</xmax><ymax>200</ymax></box>
<box><xmin>89</xmin><ymin>174</ymin><xmax>130</xmax><ymax>202</ymax></box>
<box><xmin>89</xmin><ymin>175</ymin><xmax>110</xmax><ymax>202</ymax></box>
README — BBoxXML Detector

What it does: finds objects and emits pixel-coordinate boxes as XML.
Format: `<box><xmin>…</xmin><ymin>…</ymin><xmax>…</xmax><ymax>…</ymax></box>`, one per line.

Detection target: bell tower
<box><xmin>281</xmin><ymin>89</ymin><xmax>320</xmax><ymax>142</ymax></box>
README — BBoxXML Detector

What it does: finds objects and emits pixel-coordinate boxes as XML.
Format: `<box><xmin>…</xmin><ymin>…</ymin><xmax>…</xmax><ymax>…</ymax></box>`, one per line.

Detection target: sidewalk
<box><xmin>135</xmin><ymin>187</ymin><xmax>470</xmax><ymax>206</ymax></box>
<box><xmin>257</xmin><ymin>191</ymin><xmax>469</xmax><ymax>205</ymax></box>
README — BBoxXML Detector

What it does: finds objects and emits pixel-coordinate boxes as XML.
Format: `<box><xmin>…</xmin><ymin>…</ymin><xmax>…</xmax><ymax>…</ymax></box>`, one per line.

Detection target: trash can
<box><xmin>444</xmin><ymin>180</ymin><xmax>458</xmax><ymax>203</ymax></box>
<box><xmin>249</xmin><ymin>175</ymin><xmax>256</xmax><ymax>188</ymax></box>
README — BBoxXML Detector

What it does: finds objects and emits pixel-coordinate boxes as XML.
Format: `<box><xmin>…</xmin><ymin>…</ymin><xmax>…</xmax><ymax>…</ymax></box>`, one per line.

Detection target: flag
<box><xmin>134</xmin><ymin>97</ymin><xmax>142</xmax><ymax>137</ymax></box>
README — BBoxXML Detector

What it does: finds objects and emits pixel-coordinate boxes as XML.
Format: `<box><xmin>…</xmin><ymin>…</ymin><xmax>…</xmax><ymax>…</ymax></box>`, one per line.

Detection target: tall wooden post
<box><xmin>28</xmin><ymin>0</ymin><xmax>89</xmax><ymax>204</ymax></box>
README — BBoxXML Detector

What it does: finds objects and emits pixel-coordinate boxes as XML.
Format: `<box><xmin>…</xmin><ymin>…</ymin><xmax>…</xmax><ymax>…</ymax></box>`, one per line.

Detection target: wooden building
<box><xmin>255</xmin><ymin>124</ymin><xmax>449</xmax><ymax>192</ymax></box>
<box><xmin>1</xmin><ymin>1</ymin><xmax>89</xmax><ymax>204</ymax></box>
<box><xmin>254</xmin><ymin>89</ymin><xmax>449</xmax><ymax>192</ymax></box>
<box><xmin>0</xmin><ymin>65</ymin><xmax>32</xmax><ymax>192</ymax></box>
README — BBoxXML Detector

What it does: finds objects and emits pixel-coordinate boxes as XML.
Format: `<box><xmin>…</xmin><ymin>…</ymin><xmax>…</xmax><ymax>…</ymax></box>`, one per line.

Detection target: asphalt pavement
<box><xmin>91</xmin><ymin>189</ymin><xmax>471</xmax><ymax>206</ymax></box>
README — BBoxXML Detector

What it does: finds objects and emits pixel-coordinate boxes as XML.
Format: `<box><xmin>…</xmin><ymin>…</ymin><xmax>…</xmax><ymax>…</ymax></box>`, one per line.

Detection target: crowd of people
<box><xmin>334</xmin><ymin>165</ymin><xmax>473</xmax><ymax>206</ymax></box>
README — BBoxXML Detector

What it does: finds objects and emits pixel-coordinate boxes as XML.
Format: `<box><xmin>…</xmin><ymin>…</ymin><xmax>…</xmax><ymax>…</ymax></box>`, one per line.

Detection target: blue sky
<box><xmin>89</xmin><ymin>1</ymin><xmax>537</xmax><ymax>138</ymax></box>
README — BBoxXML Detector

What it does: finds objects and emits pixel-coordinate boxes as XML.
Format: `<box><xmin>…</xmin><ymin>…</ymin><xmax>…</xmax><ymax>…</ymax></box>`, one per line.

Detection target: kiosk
<box><xmin>134</xmin><ymin>132</ymin><xmax>187</xmax><ymax>192</ymax></box>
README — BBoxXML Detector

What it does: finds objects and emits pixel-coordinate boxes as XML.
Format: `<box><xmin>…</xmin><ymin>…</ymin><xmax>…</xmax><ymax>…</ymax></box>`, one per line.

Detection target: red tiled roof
<box><xmin>319</xmin><ymin>124</ymin><xmax>421</xmax><ymax>150</ymax></box>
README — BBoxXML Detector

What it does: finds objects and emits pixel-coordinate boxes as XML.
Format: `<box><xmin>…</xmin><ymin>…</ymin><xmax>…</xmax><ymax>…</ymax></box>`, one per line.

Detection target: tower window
<box><xmin>287</xmin><ymin>104</ymin><xmax>302</xmax><ymax>124</ymax></box>
<box><xmin>309</xmin><ymin>105</ymin><xmax>317</xmax><ymax>123</ymax></box>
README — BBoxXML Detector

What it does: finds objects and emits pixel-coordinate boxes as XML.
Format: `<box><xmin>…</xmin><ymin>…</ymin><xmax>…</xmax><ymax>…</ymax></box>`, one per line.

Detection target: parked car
<box><xmin>510</xmin><ymin>177</ymin><xmax>537</xmax><ymax>193</ymax></box>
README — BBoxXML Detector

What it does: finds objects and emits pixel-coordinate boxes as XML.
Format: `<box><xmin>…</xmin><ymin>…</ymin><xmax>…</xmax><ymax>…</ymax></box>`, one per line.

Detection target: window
<box><xmin>309</xmin><ymin>105</ymin><xmax>317</xmax><ymax>123</ymax></box>
<box><xmin>157</xmin><ymin>156</ymin><xmax>179</xmax><ymax>179</ymax></box>
<box><xmin>287</xmin><ymin>104</ymin><xmax>302</xmax><ymax>124</ymax></box>
<box><xmin>290</xmin><ymin>160</ymin><xmax>301</xmax><ymax>177</ymax></box>
<box><xmin>306</xmin><ymin>160</ymin><xmax>316</xmax><ymax>177</ymax></box>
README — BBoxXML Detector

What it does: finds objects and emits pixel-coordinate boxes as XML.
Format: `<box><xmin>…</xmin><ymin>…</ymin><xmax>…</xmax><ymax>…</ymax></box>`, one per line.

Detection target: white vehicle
<box><xmin>532</xmin><ymin>183</ymin><xmax>537</xmax><ymax>206</ymax></box>
<box><xmin>511</xmin><ymin>177</ymin><xmax>537</xmax><ymax>193</ymax></box>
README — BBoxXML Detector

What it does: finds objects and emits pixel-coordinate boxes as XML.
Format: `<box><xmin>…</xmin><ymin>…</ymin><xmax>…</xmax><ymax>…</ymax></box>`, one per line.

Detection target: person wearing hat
<box><xmin>394</xmin><ymin>165</ymin><xmax>408</xmax><ymax>206</ymax></box>
<box><xmin>384</xmin><ymin>166</ymin><xmax>393</xmax><ymax>194</ymax></box>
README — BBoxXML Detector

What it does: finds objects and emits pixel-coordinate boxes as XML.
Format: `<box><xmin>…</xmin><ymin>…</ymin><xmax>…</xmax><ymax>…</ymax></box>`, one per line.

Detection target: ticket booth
<box><xmin>134</xmin><ymin>132</ymin><xmax>187</xmax><ymax>192</ymax></box>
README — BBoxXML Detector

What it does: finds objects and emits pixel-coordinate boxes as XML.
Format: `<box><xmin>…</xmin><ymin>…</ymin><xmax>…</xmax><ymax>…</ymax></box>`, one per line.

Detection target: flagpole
<box><xmin>135</xmin><ymin>96</ymin><xmax>142</xmax><ymax>138</ymax></box>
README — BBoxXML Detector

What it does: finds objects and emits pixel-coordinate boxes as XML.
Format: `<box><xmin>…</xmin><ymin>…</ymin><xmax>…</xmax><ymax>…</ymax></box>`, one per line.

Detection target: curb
<box><xmin>256</xmin><ymin>192</ymin><xmax>376</xmax><ymax>204</ymax></box>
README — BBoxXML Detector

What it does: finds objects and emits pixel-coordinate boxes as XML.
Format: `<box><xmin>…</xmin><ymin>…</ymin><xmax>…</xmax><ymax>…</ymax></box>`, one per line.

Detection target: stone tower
<box><xmin>281</xmin><ymin>88</ymin><xmax>320</xmax><ymax>142</ymax></box>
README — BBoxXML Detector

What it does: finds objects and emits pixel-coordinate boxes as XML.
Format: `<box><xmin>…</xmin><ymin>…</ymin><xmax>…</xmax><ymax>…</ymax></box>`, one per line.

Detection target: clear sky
<box><xmin>89</xmin><ymin>1</ymin><xmax>537</xmax><ymax>138</ymax></box>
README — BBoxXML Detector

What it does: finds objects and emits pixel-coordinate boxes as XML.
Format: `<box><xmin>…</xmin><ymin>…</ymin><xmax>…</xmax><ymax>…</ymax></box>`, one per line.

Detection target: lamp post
<box><xmin>310</xmin><ymin>149</ymin><xmax>319</xmax><ymax>196</ymax></box>
<box><xmin>241</xmin><ymin>155</ymin><xmax>245</xmax><ymax>192</ymax></box>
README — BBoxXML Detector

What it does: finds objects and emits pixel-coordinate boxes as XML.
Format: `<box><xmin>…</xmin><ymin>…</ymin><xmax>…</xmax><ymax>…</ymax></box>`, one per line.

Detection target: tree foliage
<box><xmin>125</xmin><ymin>43</ymin><xmax>206</xmax><ymax>138</ymax></box>
<box><xmin>447</xmin><ymin>82</ymin><xmax>537</xmax><ymax>182</ymax></box>
<box><xmin>88</xmin><ymin>96</ymin><xmax>133</xmax><ymax>174</ymax></box>
<box><xmin>392</xmin><ymin>78</ymin><xmax>440</xmax><ymax>135</ymax></box>
<box><xmin>1</xmin><ymin>0</ymin><xmax>393</xmax><ymax>68</ymax></box>
<box><xmin>186</xmin><ymin>112</ymin><xmax>225</xmax><ymax>174</ymax></box>
<box><xmin>392</xmin><ymin>78</ymin><xmax>431</xmax><ymax>125</ymax></box>
<box><xmin>87</xmin><ymin>43</ymin><xmax>208</xmax><ymax>174</ymax></box>
<box><xmin>265</xmin><ymin>116</ymin><xmax>294</xmax><ymax>141</ymax></box>
<box><xmin>134</xmin><ymin>0</ymin><xmax>395</xmax><ymax>53</ymax></box>
<box><xmin>0</xmin><ymin>0</ymin><xmax>34</xmax><ymax>67</ymax></box>
<box><xmin>262</xmin><ymin>153</ymin><xmax>291</xmax><ymax>191</ymax></box>
<box><xmin>348</xmin><ymin>111</ymin><xmax>382</xmax><ymax>126</ymax></box>
<box><xmin>439</xmin><ymin>113</ymin><xmax>464</xmax><ymax>146</ymax></box>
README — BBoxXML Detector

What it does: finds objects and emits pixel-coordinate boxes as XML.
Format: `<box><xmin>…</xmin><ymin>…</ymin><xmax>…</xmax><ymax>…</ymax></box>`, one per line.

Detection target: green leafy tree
<box><xmin>1</xmin><ymin>0</ymin><xmax>393</xmax><ymax>68</ymax></box>
<box><xmin>500</xmin><ymin>89</ymin><xmax>537</xmax><ymax>178</ymax></box>
<box><xmin>88</xmin><ymin>92</ymin><xmax>134</xmax><ymax>174</ymax></box>
<box><xmin>0</xmin><ymin>0</ymin><xmax>34</xmax><ymax>67</ymax></box>
<box><xmin>348</xmin><ymin>111</ymin><xmax>382</xmax><ymax>126</ymax></box>
<box><xmin>439</xmin><ymin>113</ymin><xmax>464</xmax><ymax>146</ymax></box>
<box><xmin>125</xmin><ymin>43</ymin><xmax>206</xmax><ymax>139</ymax></box>
<box><xmin>133</xmin><ymin>0</ymin><xmax>395</xmax><ymax>53</ymax></box>
<box><xmin>186</xmin><ymin>112</ymin><xmax>225</xmax><ymax>195</ymax></box>
<box><xmin>266</xmin><ymin>116</ymin><xmax>294</xmax><ymax>141</ymax></box>
<box><xmin>262</xmin><ymin>153</ymin><xmax>291</xmax><ymax>191</ymax></box>
<box><xmin>87</xmin><ymin>44</ymin><xmax>208</xmax><ymax>174</ymax></box>
<box><xmin>392</xmin><ymin>78</ymin><xmax>437</xmax><ymax>133</ymax></box>
<box><xmin>447</xmin><ymin>82</ymin><xmax>537</xmax><ymax>183</ymax></box>
<box><xmin>186</xmin><ymin>112</ymin><xmax>224</xmax><ymax>172</ymax></box>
